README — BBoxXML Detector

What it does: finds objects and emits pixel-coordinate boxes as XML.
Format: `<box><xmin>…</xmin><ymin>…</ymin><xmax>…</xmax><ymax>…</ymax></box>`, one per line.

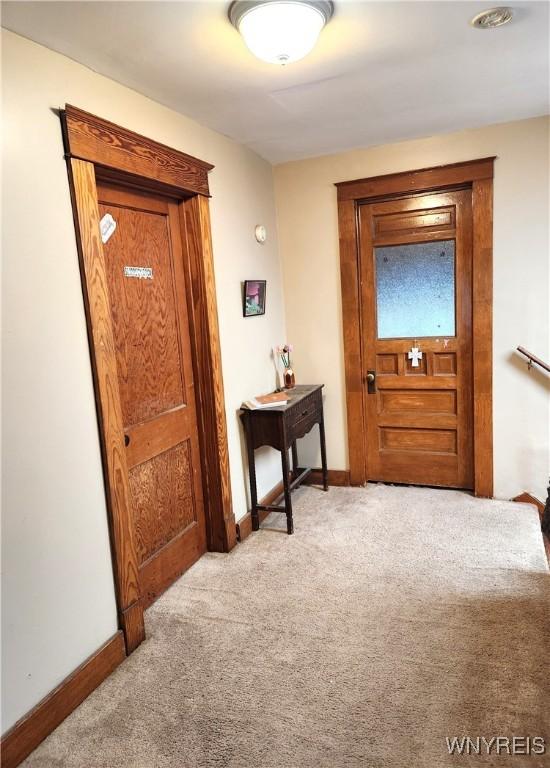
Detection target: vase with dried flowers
<box><xmin>277</xmin><ymin>343</ymin><xmax>295</xmax><ymax>389</ymax></box>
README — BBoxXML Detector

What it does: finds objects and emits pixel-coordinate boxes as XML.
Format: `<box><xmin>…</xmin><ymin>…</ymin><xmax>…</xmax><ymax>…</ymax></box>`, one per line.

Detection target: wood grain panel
<box><xmin>379</xmin><ymin>389</ymin><xmax>457</xmax><ymax>414</ymax></box>
<box><xmin>370</xmin><ymin>229</ymin><xmax>458</xmax><ymax>248</ymax></box>
<box><xmin>126</xmin><ymin>406</ymin><xmax>190</xmax><ymax>469</ymax></box>
<box><xmin>380</xmin><ymin>427</ymin><xmax>457</xmax><ymax>453</ymax></box>
<box><xmin>120</xmin><ymin>601</ymin><xmax>146</xmax><ymax>654</ymax></box>
<box><xmin>62</xmin><ymin>105</ymin><xmax>212</xmax><ymax>196</ymax></box>
<box><xmin>67</xmin><ymin>159</ymin><xmax>143</xmax><ymax>643</ymax></box>
<box><xmin>129</xmin><ymin>440</ymin><xmax>196</xmax><ymax>564</ymax></box>
<box><xmin>182</xmin><ymin>195</ymin><xmax>236</xmax><ymax>551</ymax></box>
<box><xmin>336</xmin><ymin>157</ymin><xmax>495</xmax><ymax>201</ymax></box>
<box><xmin>140</xmin><ymin>523</ymin><xmax>204</xmax><ymax>608</ymax></box>
<box><xmin>375</xmin><ymin>376</ymin><xmax>458</xmax><ymax>390</ymax></box>
<box><xmin>337</xmin><ymin>198</ymin><xmax>366</xmax><ymax>484</ymax></box>
<box><xmin>373</xmin><ymin>338</ymin><xmax>458</xmax><ymax>353</ymax></box>
<box><xmin>99</xmin><ymin>199</ymin><xmax>186</xmax><ymax>426</ymax></box>
<box><xmin>378</xmin><ymin>411</ymin><xmax>457</xmax><ymax>429</ymax></box>
<box><xmin>374</xmin><ymin>207</ymin><xmax>454</xmax><ymax>238</ymax></box>
<box><xmin>455</xmin><ymin>191</ymin><xmax>474</xmax><ymax>488</ymax></box>
<box><xmin>0</xmin><ymin>633</ymin><xmax>125</xmax><ymax>768</ymax></box>
<box><xmin>472</xmin><ymin>177</ymin><xmax>494</xmax><ymax>497</ymax></box>
<box><xmin>370</xmin><ymin>454</ymin><xmax>458</xmax><ymax>487</ymax></box>
<box><xmin>376</xmin><ymin>354</ymin><xmax>398</xmax><ymax>375</ymax></box>
<box><xmin>433</xmin><ymin>352</ymin><xmax>457</xmax><ymax>376</ymax></box>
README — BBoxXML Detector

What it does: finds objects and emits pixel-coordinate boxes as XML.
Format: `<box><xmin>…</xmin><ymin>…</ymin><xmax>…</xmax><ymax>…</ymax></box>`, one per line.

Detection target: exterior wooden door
<box><xmin>97</xmin><ymin>181</ymin><xmax>207</xmax><ymax>606</ymax></box>
<box><xmin>359</xmin><ymin>189</ymin><xmax>473</xmax><ymax>488</ymax></box>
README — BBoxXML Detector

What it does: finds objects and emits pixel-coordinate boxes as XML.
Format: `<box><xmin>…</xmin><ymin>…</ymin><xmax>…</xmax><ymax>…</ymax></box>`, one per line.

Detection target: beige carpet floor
<box><xmin>22</xmin><ymin>485</ymin><xmax>549</xmax><ymax>768</ymax></box>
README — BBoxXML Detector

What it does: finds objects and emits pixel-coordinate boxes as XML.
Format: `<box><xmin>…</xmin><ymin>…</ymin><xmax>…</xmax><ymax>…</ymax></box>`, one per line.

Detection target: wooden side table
<box><xmin>240</xmin><ymin>385</ymin><xmax>328</xmax><ymax>535</ymax></box>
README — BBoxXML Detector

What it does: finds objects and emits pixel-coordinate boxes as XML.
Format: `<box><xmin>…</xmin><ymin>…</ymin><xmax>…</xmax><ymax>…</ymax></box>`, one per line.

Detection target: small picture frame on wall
<box><xmin>243</xmin><ymin>280</ymin><xmax>266</xmax><ymax>317</ymax></box>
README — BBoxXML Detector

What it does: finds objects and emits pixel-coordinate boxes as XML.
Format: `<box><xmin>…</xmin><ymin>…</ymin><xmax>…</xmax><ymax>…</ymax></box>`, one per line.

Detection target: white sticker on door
<box><xmin>99</xmin><ymin>213</ymin><xmax>117</xmax><ymax>243</ymax></box>
<box><xmin>124</xmin><ymin>266</ymin><xmax>153</xmax><ymax>280</ymax></box>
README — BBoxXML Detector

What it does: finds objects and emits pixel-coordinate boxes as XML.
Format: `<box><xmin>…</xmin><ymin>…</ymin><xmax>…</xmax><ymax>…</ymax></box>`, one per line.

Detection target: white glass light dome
<box><xmin>229</xmin><ymin>1</ymin><xmax>334</xmax><ymax>65</ymax></box>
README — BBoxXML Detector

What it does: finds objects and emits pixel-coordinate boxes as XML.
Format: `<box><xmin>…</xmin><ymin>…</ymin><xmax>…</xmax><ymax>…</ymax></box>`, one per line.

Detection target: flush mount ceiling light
<box><xmin>470</xmin><ymin>6</ymin><xmax>513</xmax><ymax>28</ymax></box>
<box><xmin>229</xmin><ymin>0</ymin><xmax>334</xmax><ymax>65</ymax></box>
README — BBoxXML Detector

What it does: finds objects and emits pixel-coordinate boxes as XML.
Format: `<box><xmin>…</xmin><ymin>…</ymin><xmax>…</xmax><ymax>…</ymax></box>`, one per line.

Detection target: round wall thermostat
<box><xmin>255</xmin><ymin>225</ymin><xmax>267</xmax><ymax>244</ymax></box>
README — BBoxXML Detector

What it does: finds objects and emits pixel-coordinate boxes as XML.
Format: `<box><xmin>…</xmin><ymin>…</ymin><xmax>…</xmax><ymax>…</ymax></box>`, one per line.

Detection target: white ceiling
<box><xmin>2</xmin><ymin>1</ymin><xmax>549</xmax><ymax>163</ymax></box>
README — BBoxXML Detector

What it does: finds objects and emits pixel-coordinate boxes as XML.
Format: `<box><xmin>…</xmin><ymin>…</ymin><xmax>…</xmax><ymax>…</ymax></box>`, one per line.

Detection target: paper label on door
<box><xmin>124</xmin><ymin>266</ymin><xmax>153</xmax><ymax>280</ymax></box>
<box><xmin>99</xmin><ymin>213</ymin><xmax>116</xmax><ymax>243</ymax></box>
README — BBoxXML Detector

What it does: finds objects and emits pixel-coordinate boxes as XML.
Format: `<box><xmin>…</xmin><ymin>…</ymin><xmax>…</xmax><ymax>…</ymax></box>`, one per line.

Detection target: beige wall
<box><xmin>1</xmin><ymin>30</ymin><xmax>285</xmax><ymax>733</ymax></box>
<box><xmin>274</xmin><ymin>117</ymin><xmax>550</xmax><ymax>501</ymax></box>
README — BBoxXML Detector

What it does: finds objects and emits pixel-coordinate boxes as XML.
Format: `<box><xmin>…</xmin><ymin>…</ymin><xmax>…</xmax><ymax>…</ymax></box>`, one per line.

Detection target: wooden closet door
<box><xmin>359</xmin><ymin>189</ymin><xmax>474</xmax><ymax>488</ymax></box>
<box><xmin>97</xmin><ymin>182</ymin><xmax>206</xmax><ymax>606</ymax></box>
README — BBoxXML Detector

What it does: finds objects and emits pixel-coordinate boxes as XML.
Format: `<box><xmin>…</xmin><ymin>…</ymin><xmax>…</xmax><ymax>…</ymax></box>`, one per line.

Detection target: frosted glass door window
<box><xmin>375</xmin><ymin>240</ymin><xmax>456</xmax><ymax>339</ymax></box>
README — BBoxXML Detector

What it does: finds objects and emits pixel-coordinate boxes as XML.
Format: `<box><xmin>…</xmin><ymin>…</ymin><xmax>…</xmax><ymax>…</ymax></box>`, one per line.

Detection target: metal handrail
<box><xmin>516</xmin><ymin>346</ymin><xmax>550</xmax><ymax>374</ymax></box>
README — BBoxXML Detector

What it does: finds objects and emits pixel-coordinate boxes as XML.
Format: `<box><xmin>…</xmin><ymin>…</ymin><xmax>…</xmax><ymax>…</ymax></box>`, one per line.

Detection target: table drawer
<box><xmin>287</xmin><ymin>394</ymin><xmax>321</xmax><ymax>442</ymax></box>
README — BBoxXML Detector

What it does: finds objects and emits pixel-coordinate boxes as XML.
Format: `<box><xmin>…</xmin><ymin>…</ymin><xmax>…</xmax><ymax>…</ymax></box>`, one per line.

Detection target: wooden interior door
<box><xmin>359</xmin><ymin>189</ymin><xmax>473</xmax><ymax>488</ymax></box>
<box><xmin>97</xmin><ymin>181</ymin><xmax>207</xmax><ymax>606</ymax></box>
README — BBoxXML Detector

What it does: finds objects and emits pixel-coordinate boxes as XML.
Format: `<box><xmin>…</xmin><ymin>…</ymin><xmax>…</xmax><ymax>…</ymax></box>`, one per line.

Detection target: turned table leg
<box><xmin>291</xmin><ymin>441</ymin><xmax>299</xmax><ymax>478</ymax></box>
<box><xmin>319</xmin><ymin>414</ymin><xmax>328</xmax><ymax>492</ymax></box>
<box><xmin>542</xmin><ymin>479</ymin><xmax>550</xmax><ymax>536</ymax></box>
<box><xmin>245</xmin><ymin>422</ymin><xmax>259</xmax><ymax>531</ymax></box>
<box><xmin>281</xmin><ymin>447</ymin><xmax>294</xmax><ymax>535</ymax></box>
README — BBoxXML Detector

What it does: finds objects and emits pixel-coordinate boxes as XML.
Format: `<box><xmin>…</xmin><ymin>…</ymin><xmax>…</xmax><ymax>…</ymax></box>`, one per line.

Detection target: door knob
<box><xmin>365</xmin><ymin>370</ymin><xmax>376</xmax><ymax>394</ymax></box>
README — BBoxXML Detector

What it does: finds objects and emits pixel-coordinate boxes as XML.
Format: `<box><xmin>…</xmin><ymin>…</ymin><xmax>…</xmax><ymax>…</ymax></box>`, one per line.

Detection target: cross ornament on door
<box><xmin>408</xmin><ymin>346</ymin><xmax>423</xmax><ymax>368</ymax></box>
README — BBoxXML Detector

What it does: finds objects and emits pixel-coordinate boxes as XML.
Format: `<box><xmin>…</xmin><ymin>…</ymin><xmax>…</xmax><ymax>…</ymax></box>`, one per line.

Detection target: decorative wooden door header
<box><xmin>61</xmin><ymin>105</ymin><xmax>214</xmax><ymax>197</ymax></box>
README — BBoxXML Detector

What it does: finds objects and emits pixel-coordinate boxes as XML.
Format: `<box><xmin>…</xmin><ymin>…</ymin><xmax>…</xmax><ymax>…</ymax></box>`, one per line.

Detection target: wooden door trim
<box><xmin>182</xmin><ymin>195</ymin><xmax>236</xmax><ymax>552</ymax></box>
<box><xmin>335</xmin><ymin>157</ymin><xmax>495</xmax><ymax>201</ymax></box>
<box><xmin>336</xmin><ymin>158</ymin><xmax>494</xmax><ymax>497</ymax></box>
<box><xmin>67</xmin><ymin>157</ymin><xmax>144</xmax><ymax>651</ymax></box>
<box><xmin>61</xmin><ymin>105</ymin><xmax>213</xmax><ymax>197</ymax></box>
<box><xmin>61</xmin><ymin>107</ymin><xmax>235</xmax><ymax>655</ymax></box>
<box><xmin>471</xmin><ymin>178</ymin><xmax>493</xmax><ymax>498</ymax></box>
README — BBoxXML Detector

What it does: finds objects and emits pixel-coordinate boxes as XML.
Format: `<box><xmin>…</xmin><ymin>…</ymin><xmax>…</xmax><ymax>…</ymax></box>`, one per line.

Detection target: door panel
<box><xmin>359</xmin><ymin>190</ymin><xmax>473</xmax><ymax>489</ymax></box>
<box><xmin>379</xmin><ymin>426</ymin><xmax>457</xmax><ymax>453</ymax></box>
<box><xmin>104</xmin><ymin>206</ymin><xmax>185</xmax><ymax>424</ymax></box>
<box><xmin>379</xmin><ymin>389</ymin><xmax>457</xmax><ymax>415</ymax></box>
<box><xmin>97</xmin><ymin>182</ymin><xmax>206</xmax><ymax>606</ymax></box>
<box><xmin>129</xmin><ymin>440</ymin><xmax>196</xmax><ymax>563</ymax></box>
